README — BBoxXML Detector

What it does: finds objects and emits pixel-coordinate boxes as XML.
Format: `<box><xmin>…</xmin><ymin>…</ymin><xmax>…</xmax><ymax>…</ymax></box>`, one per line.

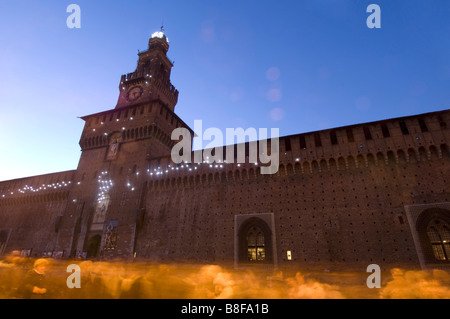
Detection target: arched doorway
<box><xmin>86</xmin><ymin>235</ymin><xmax>101</xmax><ymax>258</ymax></box>
<box><xmin>415</xmin><ymin>208</ymin><xmax>450</xmax><ymax>265</ymax></box>
<box><xmin>237</xmin><ymin>217</ymin><xmax>273</xmax><ymax>264</ymax></box>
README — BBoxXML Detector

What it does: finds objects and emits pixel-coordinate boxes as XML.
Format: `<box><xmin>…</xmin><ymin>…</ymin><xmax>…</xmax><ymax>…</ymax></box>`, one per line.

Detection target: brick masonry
<box><xmin>1</xmin><ymin>34</ymin><xmax>449</xmax><ymax>271</ymax></box>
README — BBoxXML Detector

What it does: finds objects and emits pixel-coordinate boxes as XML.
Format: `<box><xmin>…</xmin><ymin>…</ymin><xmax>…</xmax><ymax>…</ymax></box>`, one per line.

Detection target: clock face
<box><xmin>126</xmin><ymin>86</ymin><xmax>143</xmax><ymax>102</ymax></box>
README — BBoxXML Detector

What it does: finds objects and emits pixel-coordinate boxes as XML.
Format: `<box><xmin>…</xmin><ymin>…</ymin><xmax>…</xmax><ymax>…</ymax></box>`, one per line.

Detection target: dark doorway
<box><xmin>86</xmin><ymin>235</ymin><xmax>101</xmax><ymax>258</ymax></box>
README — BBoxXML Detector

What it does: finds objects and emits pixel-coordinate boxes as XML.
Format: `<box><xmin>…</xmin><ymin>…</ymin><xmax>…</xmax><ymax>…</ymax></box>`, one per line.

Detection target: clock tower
<box><xmin>116</xmin><ymin>30</ymin><xmax>179</xmax><ymax>111</ymax></box>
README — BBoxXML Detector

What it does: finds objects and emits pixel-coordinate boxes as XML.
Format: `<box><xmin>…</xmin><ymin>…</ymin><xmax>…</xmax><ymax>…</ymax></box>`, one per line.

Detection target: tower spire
<box><xmin>115</xmin><ymin>30</ymin><xmax>178</xmax><ymax>110</ymax></box>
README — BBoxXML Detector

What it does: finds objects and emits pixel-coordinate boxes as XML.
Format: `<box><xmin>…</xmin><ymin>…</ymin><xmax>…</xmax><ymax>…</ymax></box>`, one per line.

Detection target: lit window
<box><xmin>427</xmin><ymin>219</ymin><xmax>450</xmax><ymax>261</ymax></box>
<box><xmin>286</xmin><ymin>250</ymin><xmax>292</xmax><ymax>261</ymax></box>
<box><xmin>247</xmin><ymin>226</ymin><xmax>265</xmax><ymax>262</ymax></box>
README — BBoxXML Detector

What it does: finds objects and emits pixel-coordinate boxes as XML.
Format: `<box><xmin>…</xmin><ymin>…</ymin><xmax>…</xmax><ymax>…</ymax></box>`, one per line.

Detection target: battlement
<box><xmin>0</xmin><ymin>170</ymin><xmax>75</xmax><ymax>203</ymax></box>
<box><xmin>79</xmin><ymin>100</ymin><xmax>192</xmax><ymax>152</ymax></box>
<box><xmin>118</xmin><ymin>109</ymin><xmax>450</xmax><ymax>190</ymax></box>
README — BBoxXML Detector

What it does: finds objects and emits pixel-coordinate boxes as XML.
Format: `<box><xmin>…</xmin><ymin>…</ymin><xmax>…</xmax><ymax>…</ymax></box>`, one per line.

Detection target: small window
<box><xmin>346</xmin><ymin>128</ymin><xmax>355</xmax><ymax>143</ymax></box>
<box><xmin>299</xmin><ymin>135</ymin><xmax>307</xmax><ymax>149</ymax></box>
<box><xmin>399</xmin><ymin>120</ymin><xmax>409</xmax><ymax>135</ymax></box>
<box><xmin>381</xmin><ymin>124</ymin><xmax>390</xmax><ymax>138</ymax></box>
<box><xmin>284</xmin><ymin>138</ymin><xmax>291</xmax><ymax>152</ymax></box>
<box><xmin>330</xmin><ymin>131</ymin><xmax>338</xmax><ymax>145</ymax></box>
<box><xmin>438</xmin><ymin>116</ymin><xmax>447</xmax><ymax>129</ymax></box>
<box><xmin>363</xmin><ymin>127</ymin><xmax>372</xmax><ymax>140</ymax></box>
<box><xmin>418</xmin><ymin>118</ymin><xmax>428</xmax><ymax>132</ymax></box>
<box><xmin>314</xmin><ymin>133</ymin><xmax>322</xmax><ymax>147</ymax></box>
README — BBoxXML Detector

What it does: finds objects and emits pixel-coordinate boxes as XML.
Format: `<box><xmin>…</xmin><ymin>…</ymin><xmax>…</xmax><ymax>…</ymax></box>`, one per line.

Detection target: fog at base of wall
<box><xmin>0</xmin><ymin>256</ymin><xmax>449</xmax><ymax>299</ymax></box>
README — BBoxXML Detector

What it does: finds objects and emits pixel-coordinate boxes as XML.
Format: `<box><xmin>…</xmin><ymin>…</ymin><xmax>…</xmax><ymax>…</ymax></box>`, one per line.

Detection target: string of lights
<box><xmin>0</xmin><ymin>158</ymin><xmax>265</xmax><ymax>199</ymax></box>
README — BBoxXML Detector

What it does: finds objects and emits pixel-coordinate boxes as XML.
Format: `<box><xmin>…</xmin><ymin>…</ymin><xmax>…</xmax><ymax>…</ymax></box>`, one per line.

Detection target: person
<box><xmin>18</xmin><ymin>258</ymin><xmax>50</xmax><ymax>298</ymax></box>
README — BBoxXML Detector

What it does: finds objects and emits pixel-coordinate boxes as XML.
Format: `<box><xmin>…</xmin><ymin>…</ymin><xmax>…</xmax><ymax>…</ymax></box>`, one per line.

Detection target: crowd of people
<box><xmin>1</xmin><ymin>254</ymin><xmax>449</xmax><ymax>299</ymax></box>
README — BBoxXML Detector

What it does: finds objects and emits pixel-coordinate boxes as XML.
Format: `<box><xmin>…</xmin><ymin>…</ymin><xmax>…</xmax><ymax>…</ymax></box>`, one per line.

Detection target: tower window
<box><xmin>381</xmin><ymin>124</ymin><xmax>390</xmax><ymax>138</ymax></box>
<box><xmin>427</xmin><ymin>219</ymin><xmax>450</xmax><ymax>261</ymax></box>
<box><xmin>399</xmin><ymin>120</ymin><xmax>409</xmax><ymax>135</ymax></box>
<box><xmin>363</xmin><ymin>127</ymin><xmax>372</xmax><ymax>140</ymax></box>
<box><xmin>247</xmin><ymin>226</ymin><xmax>265</xmax><ymax>262</ymax></box>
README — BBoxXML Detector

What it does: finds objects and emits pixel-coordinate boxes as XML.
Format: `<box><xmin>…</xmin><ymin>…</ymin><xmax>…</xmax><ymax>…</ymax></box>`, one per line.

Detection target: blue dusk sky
<box><xmin>0</xmin><ymin>0</ymin><xmax>449</xmax><ymax>181</ymax></box>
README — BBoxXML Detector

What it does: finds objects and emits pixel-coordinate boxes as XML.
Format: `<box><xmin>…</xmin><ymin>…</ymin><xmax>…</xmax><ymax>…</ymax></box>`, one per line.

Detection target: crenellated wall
<box><xmin>0</xmin><ymin>171</ymin><xmax>75</xmax><ymax>257</ymax></box>
<box><xmin>0</xmin><ymin>105</ymin><xmax>448</xmax><ymax>271</ymax></box>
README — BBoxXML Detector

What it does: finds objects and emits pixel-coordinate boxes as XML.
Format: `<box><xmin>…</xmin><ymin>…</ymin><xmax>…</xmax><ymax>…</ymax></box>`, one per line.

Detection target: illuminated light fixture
<box><xmin>130</xmin><ymin>117</ymin><xmax>134</xmax><ymax>120</ymax></box>
<box><xmin>122</xmin><ymin>127</ymin><xmax>126</xmax><ymax>130</ymax></box>
<box><xmin>296</xmin><ymin>158</ymin><xmax>300</xmax><ymax>162</ymax></box>
<box><xmin>92</xmin><ymin>129</ymin><xmax>96</xmax><ymax>132</ymax></box>
<box><xmin>116</xmin><ymin>119</ymin><xmax>120</xmax><ymax>122</ymax></box>
<box><xmin>287</xmin><ymin>250</ymin><xmax>292</xmax><ymax>261</ymax></box>
<box><xmin>151</xmin><ymin>31</ymin><xmax>169</xmax><ymax>43</ymax></box>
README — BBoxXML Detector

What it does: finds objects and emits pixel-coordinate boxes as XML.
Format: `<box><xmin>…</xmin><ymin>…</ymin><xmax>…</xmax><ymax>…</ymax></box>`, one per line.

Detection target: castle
<box><xmin>1</xmin><ymin>31</ymin><xmax>449</xmax><ymax>271</ymax></box>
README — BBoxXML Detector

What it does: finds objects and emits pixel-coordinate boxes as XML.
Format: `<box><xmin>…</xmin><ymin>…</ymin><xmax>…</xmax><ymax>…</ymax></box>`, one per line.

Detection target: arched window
<box><xmin>246</xmin><ymin>226</ymin><xmax>265</xmax><ymax>262</ymax></box>
<box><xmin>427</xmin><ymin>219</ymin><xmax>450</xmax><ymax>261</ymax></box>
<box><xmin>238</xmin><ymin>217</ymin><xmax>273</xmax><ymax>264</ymax></box>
